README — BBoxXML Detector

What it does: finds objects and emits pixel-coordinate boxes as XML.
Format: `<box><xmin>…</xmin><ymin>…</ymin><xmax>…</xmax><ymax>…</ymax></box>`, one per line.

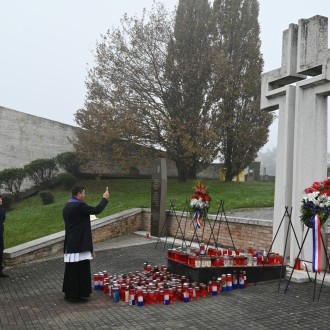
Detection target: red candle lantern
<box><xmin>125</xmin><ymin>286</ymin><xmax>129</xmax><ymax>303</ymax></box>
<box><xmin>257</xmin><ymin>254</ymin><xmax>263</xmax><ymax>266</ymax></box>
<box><xmin>170</xmin><ymin>249</ymin><xmax>176</xmax><ymax>261</ymax></box>
<box><xmin>239</xmin><ymin>271</ymin><xmax>245</xmax><ymax>289</ymax></box>
<box><xmin>137</xmin><ymin>290</ymin><xmax>144</xmax><ymax>307</ymax></box>
<box><xmin>129</xmin><ymin>285</ymin><xmax>135</xmax><ymax>306</ymax></box>
<box><xmin>232</xmin><ymin>271</ymin><xmax>238</xmax><ymax>289</ymax></box>
<box><xmin>155</xmin><ymin>289</ymin><xmax>161</xmax><ymax>304</ymax></box>
<box><xmin>221</xmin><ymin>274</ymin><xmax>227</xmax><ymax>292</ymax></box>
<box><xmin>93</xmin><ymin>273</ymin><xmax>100</xmax><ymax>290</ymax></box>
<box><xmin>200</xmin><ymin>243</ymin><xmax>206</xmax><ymax>256</ymax></box>
<box><xmin>188</xmin><ymin>253</ymin><xmax>196</xmax><ymax>267</ymax></box>
<box><xmin>216</xmin><ymin>277</ymin><xmax>221</xmax><ymax>293</ymax></box>
<box><xmin>169</xmin><ymin>288</ymin><xmax>175</xmax><ymax>304</ymax></box>
<box><xmin>183</xmin><ymin>285</ymin><xmax>190</xmax><ymax>302</ymax></box>
<box><xmin>188</xmin><ymin>287</ymin><xmax>194</xmax><ymax>301</ymax></box>
<box><xmin>194</xmin><ymin>287</ymin><xmax>200</xmax><ymax>299</ymax></box>
<box><xmin>98</xmin><ymin>272</ymin><xmax>104</xmax><ymax>289</ymax></box>
<box><xmin>181</xmin><ymin>252</ymin><xmax>188</xmax><ymax>264</ymax></box>
<box><xmin>148</xmin><ymin>290</ymin><xmax>155</xmax><ymax>304</ymax></box>
<box><xmin>240</xmin><ymin>255</ymin><xmax>246</xmax><ymax>266</ymax></box>
<box><xmin>164</xmin><ymin>287</ymin><xmax>170</xmax><ymax>305</ymax></box>
<box><xmin>211</xmin><ymin>279</ymin><xmax>218</xmax><ymax>296</ymax></box>
<box><xmin>103</xmin><ymin>280</ymin><xmax>109</xmax><ymax>294</ymax></box>
<box><xmin>159</xmin><ymin>289</ymin><xmax>164</xmax><ymax>304</ymax></box>
<box><xmin>120</xmin><ymin>283</ymin><xmax>126</xmax><ymax>301</ymax></box>
<box><xmin>278</xmin><ymin>255</ymin><xmax>284</xmax><ymax>265</ymax></box>
<box><xmin>177</xmin><ymin>288</ymin><xmax>183</xmax><ymax>302</ymax></box>
<box><xmin>143</xmin><ymin>290</ymin><xmax>148</xmax><ymax>305</ymax></box>
<box><xmin>200</xmin><ymin>283</ymin><xmax>207</xmax><ymax>298</ymax></box>
<box><xmin>226</xmin><ymin>273</ymin><xmax>233</xmax><ymax>291</ymax></box>
<box><xmin>195</xmin><ymin>256</ymin><xmax>201</xmax><ymax>268</ymax></box>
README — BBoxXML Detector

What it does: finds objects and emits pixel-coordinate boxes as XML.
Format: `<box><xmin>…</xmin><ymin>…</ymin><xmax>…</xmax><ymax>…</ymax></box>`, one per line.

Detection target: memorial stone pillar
<box><xmin>150</xmin><ymin>158</ymin><xmax>167</xmax><ymax>237</ymax></box>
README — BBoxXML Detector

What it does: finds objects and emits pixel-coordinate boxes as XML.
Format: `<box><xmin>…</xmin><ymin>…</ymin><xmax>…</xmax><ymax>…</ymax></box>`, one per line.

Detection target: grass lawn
<box><xmin>4</xmin><ymin>178</ymin><xmax>274</xmax><ymax>248</ymax></box>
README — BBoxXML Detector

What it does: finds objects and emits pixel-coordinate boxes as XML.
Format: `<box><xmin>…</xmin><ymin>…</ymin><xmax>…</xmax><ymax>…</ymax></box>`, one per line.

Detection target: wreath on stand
<box><xmin>300</xmin><ymin>179</ymin><xmax>330</xmax><ymax>273</ymax></box>
<box><xmin>301</xmin><ymin>179</ymin><xmax>330</xmax><ymax>228</ymax></box>
<box><xmin>189</xmin><ymin>181</ymin><xmax>211</xmax><ymax>229</ymax></box>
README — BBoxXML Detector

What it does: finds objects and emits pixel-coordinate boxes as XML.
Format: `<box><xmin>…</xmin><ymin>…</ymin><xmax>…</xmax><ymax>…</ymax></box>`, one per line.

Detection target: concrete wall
<box><xmin>3</xmin><ymin>208</ymin><xmax>275</xmax><ymax>267</ymax></box>
<box><xmin>0</xmin><ymin>106</ymin><xmax>78</xmax><ymax>171</ymax></box>
<box><xmin>165</xmin><ymin>214</ymin><xmax>273</xmax><ymax>252</ymax></box>
<box><xmin>5</xmin><ymin>208</ymin><xmax>329</xmax><ymax>269</ymax></box>
<box><xmin>0</xmin><ymin>106</ymin><xmax>222</xmax><ymax>180</ymax></box>
<box><xmin>3</xmin><ymin>208</ymin><xmax>149</xmax><ymax>267</ymax></box>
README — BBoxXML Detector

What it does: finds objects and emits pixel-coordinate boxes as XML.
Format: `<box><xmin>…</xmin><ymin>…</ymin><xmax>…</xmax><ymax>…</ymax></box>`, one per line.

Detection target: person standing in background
<box><xmin>62</xmin><ymin>186</ymin><xmax>109</xmax><ymax>301</ymax></box>
<box><xmin>0</xmin><ymin>195</ymin><xmax>9</xmax><ymax>278</ymax></box>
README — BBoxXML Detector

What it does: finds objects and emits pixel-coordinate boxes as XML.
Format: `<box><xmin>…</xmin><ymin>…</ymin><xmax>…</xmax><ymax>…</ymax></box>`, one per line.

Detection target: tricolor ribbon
<box><xmin>192</xmin><ymin>209</ymin><xmax>204</xmax><ymax>228</ymax></box>
<box><xmin>312</xmin><ymin>214</ymin><xmax>321</xmax><ymax>274</ymax></box>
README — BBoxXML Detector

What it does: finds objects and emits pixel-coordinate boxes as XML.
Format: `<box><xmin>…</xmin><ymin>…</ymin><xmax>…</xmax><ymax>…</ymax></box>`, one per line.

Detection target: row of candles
<box><xmin>167</xmin><ymin>244</ymin><xmax>284</xmax><ymax>268</ymax></box>
<box><xmin>93</xmin><ymin>263</ymin><xmax>247</xmax><ymax>306</ymax></box>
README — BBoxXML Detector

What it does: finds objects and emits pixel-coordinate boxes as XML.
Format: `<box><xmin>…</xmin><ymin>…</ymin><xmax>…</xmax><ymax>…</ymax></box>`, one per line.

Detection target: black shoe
<box><xmin>0</xmin><ymin>272</ymin><xmax>9</xmax><ymax>278</ymax></box>
<box><xmin>79</xmin><ymin>296</ymin><xmax>89</xmax><ymax>301</ymax></box>
<box><xmin>64</xmin><ymin>296</ymin><xmax>79</xmax><ymax>302</ymax></box>
<box><xmin>64</xmin><ymin>296</ymin><xmax>89</xmax><ymax>302</ymax></box>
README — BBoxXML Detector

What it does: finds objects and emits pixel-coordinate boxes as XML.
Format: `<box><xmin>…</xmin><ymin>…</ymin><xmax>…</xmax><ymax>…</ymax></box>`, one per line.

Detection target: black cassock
<box><xmin>62</xmin><ymin>197</ymin><xmax>108</xmax><ymax>299</ymax></box>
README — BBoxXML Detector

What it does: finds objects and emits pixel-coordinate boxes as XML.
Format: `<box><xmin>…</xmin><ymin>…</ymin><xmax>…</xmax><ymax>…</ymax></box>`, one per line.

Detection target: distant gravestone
<box><xmin>150</xmin><ymin>158</ymin><xmax>167</xmax><ymax>237</ymax></box>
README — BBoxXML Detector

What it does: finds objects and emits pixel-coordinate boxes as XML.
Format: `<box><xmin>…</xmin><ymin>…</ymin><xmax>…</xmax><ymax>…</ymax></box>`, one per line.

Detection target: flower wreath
<box><xmin>301</xmin><ymin>179</ymin><xmax>330</xmax><ymax>227</ymax></box>
<box><xmin>189</xmin><ymin>181</ymin><xmax>211</xmax><ymax>228</ymax></box>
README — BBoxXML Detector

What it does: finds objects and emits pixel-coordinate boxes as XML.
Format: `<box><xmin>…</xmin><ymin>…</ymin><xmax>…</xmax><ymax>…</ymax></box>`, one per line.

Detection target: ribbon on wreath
<box><xmin>192</xmin><ymin>209</ymin><xmax>204</xmax><ymax>229</ymax></box>
<box><xmin>311</xmin><ymin>214</ymin><xmax>321</xmax><ymax>274</ymax></box>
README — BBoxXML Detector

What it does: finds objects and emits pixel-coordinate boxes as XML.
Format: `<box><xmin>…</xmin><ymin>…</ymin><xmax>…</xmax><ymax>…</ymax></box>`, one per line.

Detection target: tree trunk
<box><xmin>176</xmin><ymin>160</ymin><xmax>198</xmax><ymax>181</ymax></box>
<box><xmin>224</xmin><ymin>159</ymin><xmax>235</xmax><ymax>182</ymax></box>
<box><xmin>176</xmin><ymin>161</ymin><xmax>187</xmax><ymax>181</ymax></box>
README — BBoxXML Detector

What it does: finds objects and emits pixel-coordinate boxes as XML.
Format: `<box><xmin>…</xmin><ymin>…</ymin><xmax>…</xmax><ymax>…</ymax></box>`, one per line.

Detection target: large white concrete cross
<box><xmin>261</xmin><ymin>16</ymin><xmax>330</xmax><ymax>269</ymax></box>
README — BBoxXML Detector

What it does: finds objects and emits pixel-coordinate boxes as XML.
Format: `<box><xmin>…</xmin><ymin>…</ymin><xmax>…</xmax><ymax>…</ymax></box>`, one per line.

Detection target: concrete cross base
<box><xmin>288</xmin><ymin>268</ymin><xmax>330</xmax><ymax>285</ymax></box>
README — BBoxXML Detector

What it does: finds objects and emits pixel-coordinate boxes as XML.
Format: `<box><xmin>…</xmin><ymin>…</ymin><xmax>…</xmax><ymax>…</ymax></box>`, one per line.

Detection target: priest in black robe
<box><xmin>62</xmin><ymin>186</ymin><xmax>109</xmax><ymax>301</ymax></box>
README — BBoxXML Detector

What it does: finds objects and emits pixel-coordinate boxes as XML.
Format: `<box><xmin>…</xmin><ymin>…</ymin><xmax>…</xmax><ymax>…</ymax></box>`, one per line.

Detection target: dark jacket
<box><xmin>63</xmin><ymin>197</ymin><xmax>108</xmax><ymax>254</ymax></box>
<box><xmin>0</xmin><ymin>207</ymin><xmax>5</xmax><ymax>251</ymax></box>
<box><xmin>0</xmin><ymin>207</ymin><xmax>5</xmax><ymax>235</ymax></box>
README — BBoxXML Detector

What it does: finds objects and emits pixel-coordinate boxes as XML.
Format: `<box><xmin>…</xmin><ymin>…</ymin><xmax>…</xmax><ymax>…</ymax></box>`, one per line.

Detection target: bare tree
<box><xmin>75</xmin><ymin>0</ymin><xmax>273</xmax><ymax>181</ymax></box>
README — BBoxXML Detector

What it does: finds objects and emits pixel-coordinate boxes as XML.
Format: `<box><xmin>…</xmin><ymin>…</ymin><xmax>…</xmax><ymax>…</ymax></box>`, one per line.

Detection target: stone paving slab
<box><xmin>1</xmin><ymin>234</ymin><xmax>330</xmax><ymax>329</ymax></box>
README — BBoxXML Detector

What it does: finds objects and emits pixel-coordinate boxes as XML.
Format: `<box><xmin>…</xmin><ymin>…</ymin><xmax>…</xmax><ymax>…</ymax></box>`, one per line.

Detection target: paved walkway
<box><xmin>1</xmin><ymin>230</ymin><xmax>330</xmax><ymax>329</ymax></box>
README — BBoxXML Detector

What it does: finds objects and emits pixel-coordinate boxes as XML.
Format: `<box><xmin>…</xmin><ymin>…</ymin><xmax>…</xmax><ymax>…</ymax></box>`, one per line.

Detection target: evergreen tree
<box><xmin>163</xmin><ymin>0</ymin><xmax>222</xmax><ymax>180</ymax></box>
<box><xmin>212</xmin><ymin>0</ymin><xmax>273</xmax><ymax>181</ymax></box>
